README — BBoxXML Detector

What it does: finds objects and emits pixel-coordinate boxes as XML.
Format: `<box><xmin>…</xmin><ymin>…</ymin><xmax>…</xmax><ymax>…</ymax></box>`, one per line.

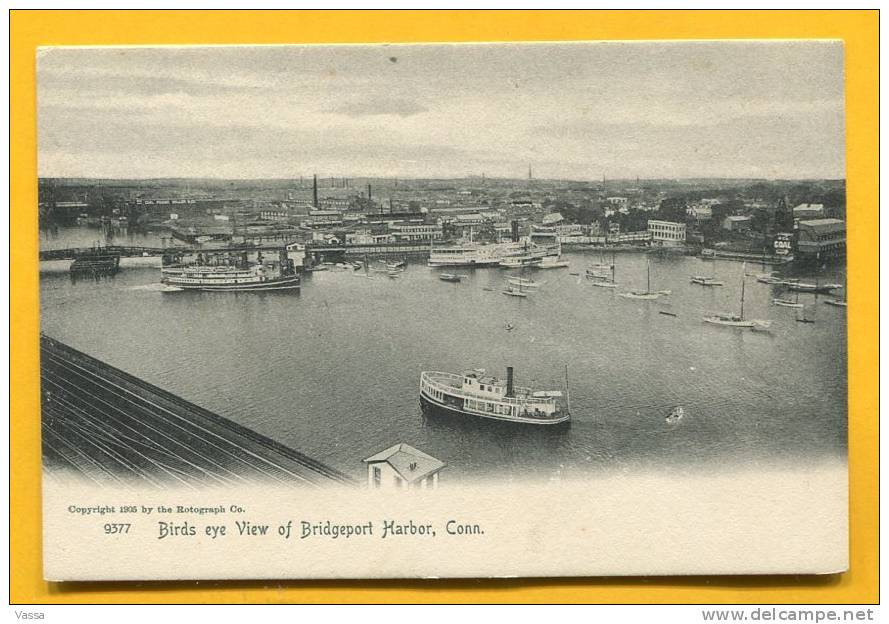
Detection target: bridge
<box><xmin>40</xmin><ymin>241</ymin><xmax>437</xmax><ymax>262</ymax></box>
<box><xmin>39</xmin><ymin>245</ymin><xmax>169</xmax><ymax>261</ymax></box>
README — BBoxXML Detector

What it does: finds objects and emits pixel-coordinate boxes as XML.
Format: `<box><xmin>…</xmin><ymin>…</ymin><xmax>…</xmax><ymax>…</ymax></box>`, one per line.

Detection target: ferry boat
<box><xmin>428</xmin><ymin>241</ymin><xmax>509</xmax><ymax>267</ymax></box>
<box><xmin>161</xmin><ymin>250</ymin><xmax>300</xmax><ymax>292</ymax></box>
<box><xmin>429</xmin><ymin>238</ymin><xmax>558</xmax><ymax>268</ymax></box>
<box><xmin>419</xmin><ymin>367</ymin><xmax>570</xmax><ymax>426</ymax></box>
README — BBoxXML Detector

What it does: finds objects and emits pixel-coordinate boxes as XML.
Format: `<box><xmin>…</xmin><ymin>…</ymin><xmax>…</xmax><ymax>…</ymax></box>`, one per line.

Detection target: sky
<box><xmin>37</xmin><ymin>41</ymin><xmax>845</xmax><ymax>180</ymax></box>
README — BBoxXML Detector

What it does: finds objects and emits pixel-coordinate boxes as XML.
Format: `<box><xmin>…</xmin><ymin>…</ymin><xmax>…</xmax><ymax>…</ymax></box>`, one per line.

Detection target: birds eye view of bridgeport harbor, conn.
<box><xmin>37</xmin><ymin>41</ymin><xmax>847</xmax><ymax>495</ymax></box>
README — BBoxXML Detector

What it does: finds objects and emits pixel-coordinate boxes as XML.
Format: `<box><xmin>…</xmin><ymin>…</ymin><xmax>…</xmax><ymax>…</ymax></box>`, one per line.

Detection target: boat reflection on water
<box><xmin>419</xmin><ymin>400</ymin><xmax>572</xmax><ymax>466</ymax></box>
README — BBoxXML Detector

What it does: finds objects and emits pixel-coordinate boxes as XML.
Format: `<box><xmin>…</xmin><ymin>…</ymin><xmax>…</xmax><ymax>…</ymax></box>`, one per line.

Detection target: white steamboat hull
<box><xmin>162</xmin><ymin>274</ymin><xmax>301</xmax><ymax>292</ymax></box>
<box><xmin>419</xmin><ymin>371</ymin><xmax>569</xmax><ymax>426</ymax></box>
<box><xmin>419</xmin><ymin>392</ymin><xmax>569</xmax><ymax>426</ymax></box>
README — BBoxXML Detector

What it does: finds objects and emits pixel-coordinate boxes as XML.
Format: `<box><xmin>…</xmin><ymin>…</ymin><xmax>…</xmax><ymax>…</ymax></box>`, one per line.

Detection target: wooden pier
<box><xmin>40</xmin><ymin>335</ymin><xmax>354</xmax><ymax>489</ymax></box>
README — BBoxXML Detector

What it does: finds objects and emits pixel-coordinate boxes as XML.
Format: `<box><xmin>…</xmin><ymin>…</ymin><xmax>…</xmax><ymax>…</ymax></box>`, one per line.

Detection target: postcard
<box><xmin>37</xmin><ymin>40</ymin><xmax>848</xmax><ymax>580</ymax></box>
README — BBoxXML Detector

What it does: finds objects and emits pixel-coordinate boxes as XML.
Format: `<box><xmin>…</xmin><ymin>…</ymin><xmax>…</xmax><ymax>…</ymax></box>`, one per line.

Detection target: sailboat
<box><xmin>824</xmin><ymin>272</ymin><xmax>848</xmax><ymax>307</ymax></box>
<box><xmin>591</xmin><ymin>261</ymin><xmax>618</xmax><ymax>288</ymax></box>
<box><xmin>783</xmin><ymin>275</ymin><xmax>842</xmax><ymax>294</ymax></box>
<box><xmin>690</xmin><ymin>262</ymin><xmax>724</xmax><ymax>286</ymax></box>
<box><xmin>504</xmin><ymin>264</ymin><xmax>533</xmax><ymax>297</ymax></box>
<box><xmin>703</xmin><ymin>265</ymin><xmax>771</xmax><ymax>329</ymax></box>
<box><xmin>588</xmin><ymin>250</ymin><xmax>614</xmax><ymax>272</ymax></box>
<box><xmin>361</xmin><ymin>253</ymin><xmax>375</xmax><ymax>279</ymax></box>
<box><xmin>502</xmin><ymin>283</ymin><xmax>528</xmax><ymax>297</ymax></box>
<box><xmin>796</xmin><ymin>292</ymin><xmax>818</xmax><ymax>323</ymax></box>
<box><xmin>772</xmin><ymin>288</ymin><xmax>803</xmax><ymax>309</ymax></box>
<box><xmin>586</xmin><ymin>250</ymin><xmax>615</xmax><ymax>279</ymax></box>
<box><xmin>619</xmin><ymin>260</ymin><xmax>667</xmax><ymax>300</ymax></box>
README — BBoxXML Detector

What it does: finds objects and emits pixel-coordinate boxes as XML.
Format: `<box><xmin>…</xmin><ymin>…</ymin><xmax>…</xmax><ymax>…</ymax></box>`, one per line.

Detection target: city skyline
<box><xmin>38</xmin><ymin>41</ymin><xmax>845</xmax><ymax>180</ymax></box>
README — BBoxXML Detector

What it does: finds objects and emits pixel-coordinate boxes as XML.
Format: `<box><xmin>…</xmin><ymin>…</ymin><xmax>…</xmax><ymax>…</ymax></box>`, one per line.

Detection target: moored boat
<box><xmin>502</xmin><ymin>286</ymin><xmax>528</xmax><ymax>297</ymax></box>
<box><xmin>781</xmin><ymin>279</ymin><xmax>842</xmax><ymax>294</ymax></box>
<box><xmin>161</xmin><ymin>249</ymin><xmax>300</xmax><ymax>292</ymax></box>
<box><xmin>419</xmin><ymin>367</ymin><xmax>570</xmax><ymax>425</ymax></box>
<box><xmin>439</xmin><ymin>273</ymin><xmax>466</xmax><ymax>282</ymax></box>
<box><xmin>536</xmin><ymin>257</ymin><xmax>569</xmax><ymax>269</ymax></box>
<box><xmin>772</xmin><ymin>298</ymin><xmax>804</xmax><ymax>309</ymax></box>
<box><xmin>690</xmin><ymin>276</ymin><xmax>724</xmax><ymax>286</ymax></box>
<box><xmin>618</xmin><ymin>260</ymin><xmax>666</xmax><ymax>300</ymax></box>
<box><xmin>702</xmin><ymin>265</ymin><xmax>770</xmax><ymax>329</ymax></box>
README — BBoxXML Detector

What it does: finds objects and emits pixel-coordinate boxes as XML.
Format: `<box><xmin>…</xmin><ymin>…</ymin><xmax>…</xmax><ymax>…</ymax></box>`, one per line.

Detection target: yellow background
<box><xmin>11</xmin><ymin>9</ymin><xmax>878</xmax><ymax>604</ymax></box>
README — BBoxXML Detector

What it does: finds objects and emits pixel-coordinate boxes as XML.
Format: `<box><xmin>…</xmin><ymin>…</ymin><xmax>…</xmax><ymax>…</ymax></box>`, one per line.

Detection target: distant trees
<box><xmin>657</xmin><ymin>197</ymin><xmax>688</xmax><ymax>222</ymax></box>
<box><xmin>543</xmin><ymin>199</ymin><xmax>602</xmax><ymax>225</ymax></box>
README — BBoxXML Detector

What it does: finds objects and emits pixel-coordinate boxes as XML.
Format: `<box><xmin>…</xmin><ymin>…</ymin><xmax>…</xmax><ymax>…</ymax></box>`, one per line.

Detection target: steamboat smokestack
<box><xmin>510</xmin><ymin>220</ymin><xmax>519</xmax><ymax>242</ymax></box>
<box><xmin>506</xmin><ymin>367</ymin><xmax>514</xmax><ymax>397</ymax></box>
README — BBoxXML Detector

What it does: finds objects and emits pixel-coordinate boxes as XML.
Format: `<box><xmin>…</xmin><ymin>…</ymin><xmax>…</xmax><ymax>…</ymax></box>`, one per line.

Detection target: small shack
<box><xmin>363</xmin><ymin>443</ymin><xmax>445</xmax><ymax>490</ymax></box>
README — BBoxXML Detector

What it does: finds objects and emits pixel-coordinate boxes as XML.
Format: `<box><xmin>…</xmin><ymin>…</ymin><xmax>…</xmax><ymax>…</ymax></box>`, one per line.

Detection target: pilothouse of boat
<box><xmin>419</xmin><ymin>367</ymin><xmax>570</xmax><ymax>425</ymax></box>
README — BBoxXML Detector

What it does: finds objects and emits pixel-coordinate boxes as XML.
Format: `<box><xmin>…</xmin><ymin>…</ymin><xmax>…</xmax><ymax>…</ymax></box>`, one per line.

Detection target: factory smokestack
<box><xmin>312</xmin><ymin>174</ymin><xmax>318</xmax><ymax>208</ymax></box>
<box><xmin>367</xmin><ymin>183</ymin><xmax>372</xmax><ymax>201</ymax></box>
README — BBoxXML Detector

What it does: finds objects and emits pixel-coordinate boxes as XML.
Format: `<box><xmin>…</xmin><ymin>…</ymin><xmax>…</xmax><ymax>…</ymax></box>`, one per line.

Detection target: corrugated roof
<box><xmin>363</xmin><ymin>443</ymin><xmax>446</xmax><ymax>483</ymax></box>
<box><xmin>797</xmin><ymin>218</ymin><xmax>845</xmax><ymax>233</ymax></box>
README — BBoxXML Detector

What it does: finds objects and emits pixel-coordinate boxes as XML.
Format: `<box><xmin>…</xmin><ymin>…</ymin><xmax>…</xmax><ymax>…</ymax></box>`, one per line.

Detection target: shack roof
<box><xmin>798</xmin><ymin>218</ymin><xmax>845</xmax><ymax>234</ymax></box>
<box><xmin>363</xmin><ymin>443</ymin><xmax>446</xmax><ymax>482</ymax></box>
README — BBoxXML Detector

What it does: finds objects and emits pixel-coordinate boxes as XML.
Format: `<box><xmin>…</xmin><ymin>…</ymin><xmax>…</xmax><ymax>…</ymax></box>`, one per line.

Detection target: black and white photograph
<box><xmin>36</xmin><ymin>41</ymin><xmax>848</xmax><ymax>580</ymax></box>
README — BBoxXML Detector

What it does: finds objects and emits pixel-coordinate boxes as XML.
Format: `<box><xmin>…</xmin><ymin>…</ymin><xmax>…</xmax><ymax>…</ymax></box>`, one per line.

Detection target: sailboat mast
<box><xmin>565</xmin><ymin>364</ymin><xmax>571</xmax><ymax>415</ymax></box>
<box><xmin>740</xmin><ymin>274</ymin><xmax>746</xmax><ymax>319</ymax></box>
<box><xmin>647</xmin><ymin>260</ymin><xmax>651</xmax><ymax>294</ymax></box>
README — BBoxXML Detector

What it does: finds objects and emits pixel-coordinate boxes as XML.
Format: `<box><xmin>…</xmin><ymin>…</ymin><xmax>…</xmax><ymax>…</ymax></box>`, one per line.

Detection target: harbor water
<box><xmin>40</xmin><ymin>227</ymin><xmax>847</xmax><ymax>482</ymax></box>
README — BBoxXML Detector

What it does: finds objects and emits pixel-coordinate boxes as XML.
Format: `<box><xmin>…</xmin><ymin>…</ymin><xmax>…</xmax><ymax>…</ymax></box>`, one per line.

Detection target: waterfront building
<box><xmin>345</xmin><ymin>232</ymin><xmax>391</xmax><ymax>245</ymax></box>
<box><xmin>259</xmin><ymin>210</ymin><xmax>288</xmax><ymax>221</ymax></box>
<box><xmin>389</xmin><ymin>223</ymin><xmax>442</xmax><ymax>241</ymax></box>
<box><xmin>647</xmin><ymin>220</ymin><xmax>687</xmax><ymax>246</ymax></box>
<box><xmin>687</xmin><ymin>205</ymin><xmax>713</xmax><ymax>221</ymax></box>
<box><xmin>363</xmin><ymin>443</ymin><xmax>445</xmax><ymax>490</ymax></box>
<box><xmin>722</xmin><ymin>215</ymin><xmax>753</xmax><ymax>232</ymax></box>
<box><xmin>795</xmin><ymin>218</ymin><xmax>846</xmax><ymax>261</ymax></box>
<box><xmin>303</xmin><ymin>209</ymin><xmax>344</xmax><ymax>228</ymax></box>
<box><xmin>793</xmin><ymin>203</ymin><xmax>826</xmax><ymax>219</ymax></box>
<box><xmin>555</xmin><ymin>223</ymin><xmax>583</xmax><ymax>236</ymax></box>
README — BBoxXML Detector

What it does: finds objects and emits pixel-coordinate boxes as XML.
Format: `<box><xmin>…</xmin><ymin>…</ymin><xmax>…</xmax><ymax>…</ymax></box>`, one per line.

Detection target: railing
<box><xmin>420</xmin><ymin>371</ymin><xmax>555</xmax><ymax>407</ymax></box>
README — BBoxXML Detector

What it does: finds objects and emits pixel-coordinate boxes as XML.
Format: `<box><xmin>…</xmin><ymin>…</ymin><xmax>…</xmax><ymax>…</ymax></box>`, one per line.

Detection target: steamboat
<box><xmin>419</xmin><ymin>367</ymin><xmax>570</xmax><ymax>426</ymax></box>
<box><xmin>428</xmin><ymin>237</ymin><xmax>559</xmax><ymax>268</ymax></box>
<box><xmin>161</xmin><ymin>249</ymin><xmax>300</xmax><ymax>292</ymax></box>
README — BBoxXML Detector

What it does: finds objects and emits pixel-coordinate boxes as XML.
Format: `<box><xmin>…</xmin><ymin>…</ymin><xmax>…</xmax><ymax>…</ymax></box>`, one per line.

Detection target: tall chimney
<box><xmin>312</xmin><ymin>174</ymin><xmax>318</xmax><ymax>208</ymax></box>
<box><xmin>367</xmin><ymin>183</ymin><xmax>372</xmax><ymax>201</ymax></box>
<box><xmin>506</xmin><ymin>367</ymin><xmax>514</xmax><ymax>397</ymax></box>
